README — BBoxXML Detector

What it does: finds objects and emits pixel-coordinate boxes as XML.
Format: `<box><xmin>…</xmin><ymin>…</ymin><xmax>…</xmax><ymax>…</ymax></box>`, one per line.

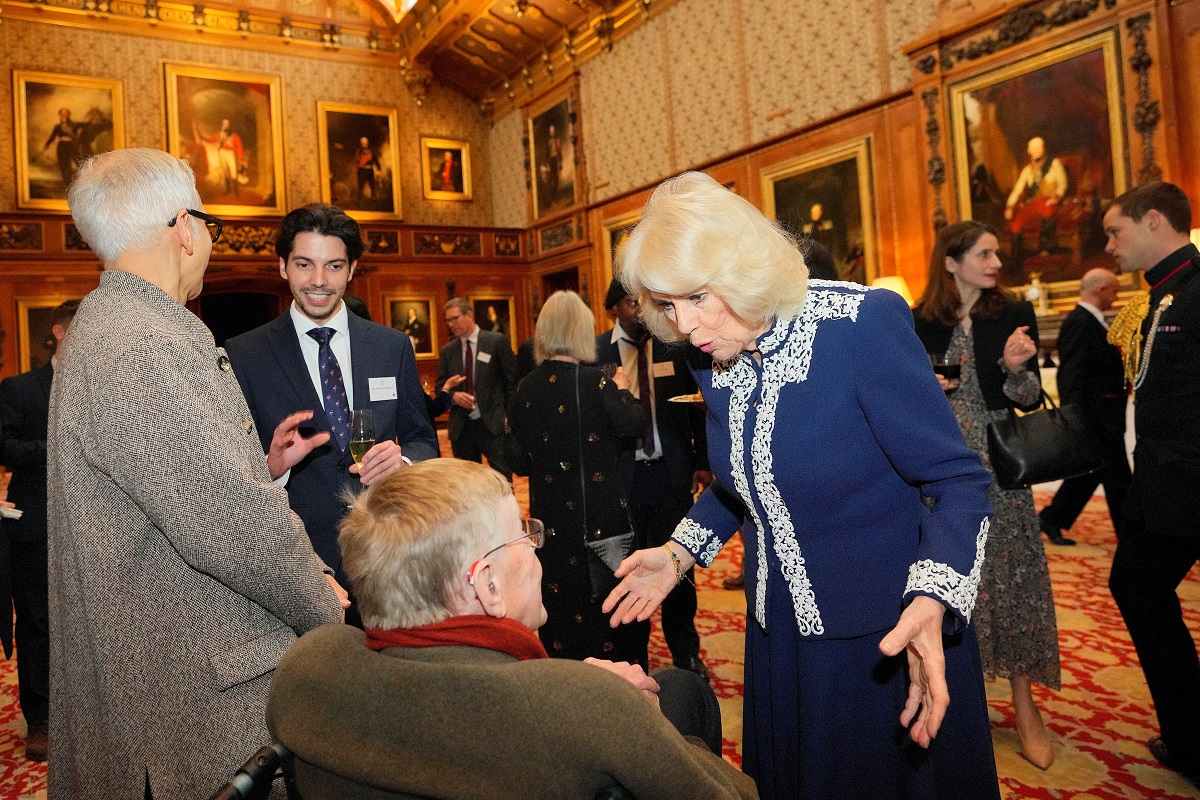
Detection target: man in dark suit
<box><xmin>0</xmin><ymin>299</ymin><xmax>77</xmax><ymax>761</ymax></box>
<box><xmin>1104</xmin><ymin>181</ymin><xmax>1200</xmax><ymax>787</ymax></box>
<box><xmin>595</xmin><ymin>279</ymin><xmax>712</xmax><ymax>677</ymax></box>
<box><xmin>226</xmin><ymin>204</ymin><xmax>437</xmax><ymax>625</ymax></box>
<box><xmin>436</xmin><ymin>298</ymin><xmax>516</xmax><ymax>479</ymax></box>
<box><xmin>1039</xmin><ymin>268</ymin><xmax>1130</xmax><ymax>546</ymax></box>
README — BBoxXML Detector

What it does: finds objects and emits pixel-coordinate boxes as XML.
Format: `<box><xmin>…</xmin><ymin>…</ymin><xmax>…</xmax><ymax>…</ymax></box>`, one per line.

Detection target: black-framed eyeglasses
<box><xmin>466</xmin><ymin>519</ymin><xmax>552</xmax><ymax>585</ymax></box>
<box><xmin>167</xmin><ymin>208</ymin><xmax>223</xmax><ymax>244</ymax></box>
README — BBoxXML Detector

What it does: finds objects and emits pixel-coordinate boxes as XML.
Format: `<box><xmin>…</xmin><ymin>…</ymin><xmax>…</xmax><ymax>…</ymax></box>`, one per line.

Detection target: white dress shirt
<box><xmin>460</xmin><ymin>325</ymin><xmax>481</xmax><ymax>420</ymax></box>
<box><xmin>611</xmin><ymin>320</ymin><xmax>661</xmax><ymax>460</ymax></box>
<box><xmin>290</xmin><ymin>301</ymin><xmax>355</xmax><ymax>409</ymax></box>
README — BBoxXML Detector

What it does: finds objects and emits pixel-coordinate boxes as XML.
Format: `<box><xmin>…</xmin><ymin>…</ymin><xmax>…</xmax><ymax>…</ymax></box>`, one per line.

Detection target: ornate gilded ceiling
<box><xmin>396</xmin><ymin>0</ymin><xmax>668</xmax><ymax>111</ymax></box>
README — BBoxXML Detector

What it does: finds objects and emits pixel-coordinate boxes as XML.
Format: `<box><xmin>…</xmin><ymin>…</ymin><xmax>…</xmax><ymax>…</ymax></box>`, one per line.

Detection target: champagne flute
<box><xmin>349</xmin><ymin>409</ymin><xmax>375</xmax><ymax>466</ymax></box>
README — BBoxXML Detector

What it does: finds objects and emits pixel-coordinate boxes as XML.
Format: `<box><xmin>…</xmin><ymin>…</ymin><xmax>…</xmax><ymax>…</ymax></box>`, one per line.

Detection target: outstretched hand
<box><xmin>879</xmin><ymin>595</ymin><xmax>949</xmax><ymax>748</ymax></box>
<box><xmin>266</xmin><ymin>411</ymin><xmax>330</xmax><ymax>480</ymax></box>
<box><xmin>602</xmin><ymin>544</ymin><xmax>694</xmax><ymax>627</ymax></box>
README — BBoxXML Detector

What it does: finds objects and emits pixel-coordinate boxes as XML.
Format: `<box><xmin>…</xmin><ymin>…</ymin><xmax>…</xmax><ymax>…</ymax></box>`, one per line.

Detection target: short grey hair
<box><xmin>617</xmin><ymin>171</ymin><xmax>809</xmax><ymax>342</ymax></box>
<box><xmin>68</xmin><ymin>148</ymin><xmax>203</xmax><ymax>264</ymax></box>
<box><xmin>534</xmin><ymin>291</ymin><xmax>596</xmax><ymax>364</ymax></box>
<box><xmin>339</xmin><ymin>459</ymin><xmax>513</xmax><ymax>629</ymax></box>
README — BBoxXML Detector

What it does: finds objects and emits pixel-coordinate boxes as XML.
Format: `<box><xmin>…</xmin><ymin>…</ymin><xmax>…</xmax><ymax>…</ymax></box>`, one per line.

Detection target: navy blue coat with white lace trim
<box><xmin>675</xmin><ymin>281</ymin><xmax>993</xmax><ymax>638</ymax></box>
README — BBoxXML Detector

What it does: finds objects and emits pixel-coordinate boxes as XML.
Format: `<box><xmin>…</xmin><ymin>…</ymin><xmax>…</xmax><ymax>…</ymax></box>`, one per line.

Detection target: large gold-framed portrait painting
<box><xmin>164</xmin><ymin>62</ymin><xmax>287</xmax><ymax>217</ymax></box>
<box><xmin>318</xmin><ymin>102</ymin><xmax>402</xmax><ymax>221</ymax></box>
<box><xmin>761</xmin><ymin>137</ymin><xmax>879</xmax><ymax>285</ymax></box>
<box><xmin>949</xmin><ymin>30</ymin><xmax>1128</xmax><ymax>289</ymax></box>
<box><xmin>13</xmin><ymin>71</ymin><xmax>125</xmax><ymax>212</ymax></box>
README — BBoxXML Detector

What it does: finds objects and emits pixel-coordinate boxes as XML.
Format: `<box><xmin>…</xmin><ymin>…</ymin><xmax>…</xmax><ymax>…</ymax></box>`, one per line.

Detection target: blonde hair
<box><xmin>617</xmin><ymin>171</ymin><xmax>809</xmax><ymax>342</ymax></box>
<box><xmin>339</xmin><ymin>459</ymin><xmax>513</xmax><ymax>629</ymax></box>
<box><xmin>534</xmin><ymin>291</ymin><xmax>597</xmax><ymax>364</ymax></box>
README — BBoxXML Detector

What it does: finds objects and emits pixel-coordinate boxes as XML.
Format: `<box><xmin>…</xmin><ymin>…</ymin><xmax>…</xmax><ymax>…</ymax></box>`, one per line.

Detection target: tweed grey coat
<box><xmin>47</xmin><ymin>270</ymin><xmax>344</xmax><ymax>800</ymax></box>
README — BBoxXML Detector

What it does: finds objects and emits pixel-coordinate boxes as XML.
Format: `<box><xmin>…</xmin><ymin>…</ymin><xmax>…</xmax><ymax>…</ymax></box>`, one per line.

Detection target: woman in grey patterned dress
<box><xmin>914</xmin><ymin>220</ymin><xmax>1062</xmax><ymax>770</ymax></box>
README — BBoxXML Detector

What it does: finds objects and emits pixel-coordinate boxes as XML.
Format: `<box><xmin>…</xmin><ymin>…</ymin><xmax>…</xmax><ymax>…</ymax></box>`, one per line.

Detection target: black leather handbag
<box><xmin>986</xmin><ymin>391</ymin><xmax>1105</xmax><ymax>490</ymax></box>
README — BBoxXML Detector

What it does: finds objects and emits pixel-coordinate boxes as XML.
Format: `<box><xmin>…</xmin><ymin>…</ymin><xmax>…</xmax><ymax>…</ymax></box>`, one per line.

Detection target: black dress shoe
<box><xmin>1039</xmin><ymin>522</ymin><xmax>1077</xmax><ymax>546</ymax></box>
<box><xmin>25</xmin><ymin>721</ymin><xmax>47</xmax><ymax>762</ymax></box>
<box><xmin>674</xmin><ymin>654</ymin><xmax>709</xmax><ymax>681</ymax></box>
<box><xmin>1148</xmin><ymin>736</ymin><xmax>1200</xmax><ymax>788</ymax></box>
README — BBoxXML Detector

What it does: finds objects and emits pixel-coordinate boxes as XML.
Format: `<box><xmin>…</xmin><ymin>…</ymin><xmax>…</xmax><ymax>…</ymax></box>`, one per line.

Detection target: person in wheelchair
<box><xmin>267</xmin><ymin>458</ymin><xmax>757</xmax><ymax>799</ymax></box>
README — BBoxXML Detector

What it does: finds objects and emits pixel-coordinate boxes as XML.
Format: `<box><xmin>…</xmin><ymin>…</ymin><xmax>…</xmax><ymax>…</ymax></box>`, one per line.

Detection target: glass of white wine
<box><xmin>349</xmin><ymin>409</ymin><xmax>375</xmax><ymax>466</ymax></box>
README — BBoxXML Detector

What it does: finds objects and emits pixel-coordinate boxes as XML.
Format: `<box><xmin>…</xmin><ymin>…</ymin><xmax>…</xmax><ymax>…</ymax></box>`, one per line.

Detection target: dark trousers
<box><xmin>451</xmin><ymin>417</ymin><xmax>511</xmax><ymax>480</ymax></box>
<box><xmin>628</xmin><ymin>459</ymin><xmax>701</xmax><ymax>663</ymax></box>
<box><xmin>10</xmin><ymin>536</ymin><xmax>49</xmax><ymax>726</ymax></box>
<box><xmin>1041</xmin><ymin>422</ymin><xmax>1131</xmax><ymax>534</ymax></box>
<box><xmin>1109</xmin><ymin>486</ymin><xmax>1200</xmax><ymax>773</ymax></box>
<box><xmin>653</xmin><ymin>667</ymin><xmax>723</xmax><ymax>755</ymax></box>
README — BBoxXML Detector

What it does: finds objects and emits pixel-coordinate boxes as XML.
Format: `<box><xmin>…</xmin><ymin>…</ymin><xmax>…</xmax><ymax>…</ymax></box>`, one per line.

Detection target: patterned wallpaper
<box><xmin>488</xmin><ymin>108</ymin><xmax>529</xmax><ymax>230</ymax></box>
<box><xmin>0</xmin><ymin>17</ymin><xmax>493</xmax><ymax>226</ymax></box>
<box><xmin>495</xmin><ymin>0</ymin><xmax>939</xmax><ymax>209</ymax></box>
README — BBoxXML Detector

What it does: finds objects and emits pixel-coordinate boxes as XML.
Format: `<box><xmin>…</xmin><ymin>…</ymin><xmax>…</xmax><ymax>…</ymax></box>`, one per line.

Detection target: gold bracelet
<box><xmin>663</xmin><ymin>543</ymin><xmax>683</xmax><ymax>584</ymax></box>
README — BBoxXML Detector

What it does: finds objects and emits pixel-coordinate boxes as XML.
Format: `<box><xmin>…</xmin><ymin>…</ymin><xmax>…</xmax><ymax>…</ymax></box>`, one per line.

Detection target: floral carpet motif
<box><xmin>1</xmin><ymin>471</ymin><xmax>1197</xmax><ymax>798</ymax></box>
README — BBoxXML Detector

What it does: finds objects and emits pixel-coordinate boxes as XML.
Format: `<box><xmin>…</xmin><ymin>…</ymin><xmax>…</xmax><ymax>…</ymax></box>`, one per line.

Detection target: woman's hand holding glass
<box><xmin>602</xmin><ymin>542</ymin><xmax>696</xmax><ymax>626</ymax></box>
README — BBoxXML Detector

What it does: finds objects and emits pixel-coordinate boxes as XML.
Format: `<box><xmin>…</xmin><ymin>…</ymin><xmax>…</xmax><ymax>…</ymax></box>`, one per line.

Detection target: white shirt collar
<box><xmin>1077</xmin><ymin>301</ymin><xmax>1109</xmax><ymax>329</ymax></box>
<box><xmin>290</xmin><ymin>300</ymin><xmax>350</xmax><ymax>340</ymax></box>
<box><xmin>460</xmin><ymin>323</ymin><xmax>479</xmax><ymax>348</ymax></box>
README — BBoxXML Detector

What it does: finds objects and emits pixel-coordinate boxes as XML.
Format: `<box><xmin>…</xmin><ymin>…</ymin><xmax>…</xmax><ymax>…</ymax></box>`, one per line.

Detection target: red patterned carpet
<box><xmin>1</xmin><ymin>481</ymin><xmax>1198</xmax><ymax>798</ymax></box>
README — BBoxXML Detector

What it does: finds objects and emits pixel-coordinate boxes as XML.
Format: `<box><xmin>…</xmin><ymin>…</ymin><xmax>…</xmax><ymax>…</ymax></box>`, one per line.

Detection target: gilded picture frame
<box><xmin>468</xmin><ymin>294</ymin><xmax>517</xmax><ymax>352</ymax></box>
<box><xmin>382</xmin><ymin>294</ymin><xmax>438</xmax><ymax>360</ymax></box>
<box><xmin>16</xmin><ymin>296</ymin><xmax>81</xmax><ymax>373</ymax></box>
<box><xmin>761</xmin><ymin>136</ymin><xmax>879</xmax><ymax>285</ymax></box>
<box><xmin>420</xmin><ymin>137</ymin><xmax>472</xmax><ymax>202</ymax></box>
<box><xmin>600</xmin><ymin>209</ymin><xmax>640</xmax><ymax>291</ymax></box>
<box><xmin>526</xmin><ymin>85</ymin><xmax>581</xmax><ymax>221</ymax></box>
<box><xmin>318</xmin><ymin>101</ymin><xmax>402</xmax><ymax>221</ymax></box>
<box><xmin>13</xmin><ymin>71</ymin><xmax>125</xmax><ymax>212</ymax></box>
<box><xmin>948</xmin><ymin>30</ymin><xmax>1130</xmax><ymax>296</ymax></box>
<box><xmin>164</xmin><ymin>61</ymin><xmax>286</xmax><ymax>217</ymax></box>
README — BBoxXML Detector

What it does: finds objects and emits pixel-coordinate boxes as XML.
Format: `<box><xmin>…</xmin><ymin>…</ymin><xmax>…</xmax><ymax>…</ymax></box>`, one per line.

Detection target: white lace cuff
<box><xmin>672</xmin><ymin>518</ymin><xmax>724</xmax><ymax>567</ymax></box>
<box><xmin>903</xmin><ymin>518</ymin><xmax>989</xmax><ymax>621</ymax></box>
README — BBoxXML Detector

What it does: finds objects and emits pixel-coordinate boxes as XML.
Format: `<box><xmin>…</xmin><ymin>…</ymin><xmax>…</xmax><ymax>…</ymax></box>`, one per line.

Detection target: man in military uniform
<box><xmin>1104</xmin><ymin>180</ymin><xmax>1200</xmax><ymax>787</ymax></box>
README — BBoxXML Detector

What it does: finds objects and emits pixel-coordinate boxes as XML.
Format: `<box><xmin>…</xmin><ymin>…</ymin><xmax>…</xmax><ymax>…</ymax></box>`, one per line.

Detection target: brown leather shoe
<box><xmin>25</xmin><ymin>721</ymin><xmax>48</xmax><ymax>762</ymax></box>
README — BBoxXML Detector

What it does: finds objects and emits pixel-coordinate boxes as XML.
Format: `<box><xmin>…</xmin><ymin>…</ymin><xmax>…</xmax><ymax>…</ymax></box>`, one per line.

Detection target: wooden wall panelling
<box><xmin>1169</xmin><ymin>0</ymin><xmax>1200</xmax><ymax>202</ymax></box>
<box><xmin>877</xmin><ymin>97</ymin><xmax>936</xmax><ymax>301</ymax></box>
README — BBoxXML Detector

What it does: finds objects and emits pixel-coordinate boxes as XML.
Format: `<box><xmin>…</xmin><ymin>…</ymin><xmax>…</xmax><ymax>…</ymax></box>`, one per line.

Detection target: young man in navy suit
<box><xmin>595</xmin><ymin>278</ymin><xmax>712</xmax><ymax>678</ymax></box>
<box><xmin>225</xmin><ymin>204</ymin><xmax>437</xmax><ymax>625</ymax></box>
<box><xmin>0</xmin><ymin>299</ymin><xmax>77</xmax><ymax>761</ymax></box>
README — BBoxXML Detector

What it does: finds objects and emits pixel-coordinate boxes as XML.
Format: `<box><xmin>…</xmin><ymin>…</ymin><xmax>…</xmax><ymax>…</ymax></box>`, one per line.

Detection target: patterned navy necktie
<box><xmin>307</xmin><ymin>327</ymin><xmax>351</xmax><ymax>450</ymax></box>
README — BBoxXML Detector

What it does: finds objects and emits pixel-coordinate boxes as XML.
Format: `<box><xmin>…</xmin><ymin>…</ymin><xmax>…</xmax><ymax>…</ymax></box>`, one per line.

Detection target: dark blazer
<box><xmin>913</xmin><ymin>299</ymin><xmax>1042</xmax><ymax>412</ymax></box>
<box><xmin>225</xmin><ymin>311</ymin><xmax>438</xmax><ymax>573</ymax></box>
<box><xmin>0</xmin><ymin>362</ymin><xmax>53</xmax><ymax>543</ymax></box>
<box><xmin>1129</xmin><ymin>245</ymin><xmax>1200</xmax><ymax>538</ymax></box>
<box><xmin>436</xmin><ymin>328</ymin><xmax>517</xmax><ymax>440</ymax></box>
<box><xmin>594</xmin><ymin>330</ymin><xmax>709</xmax><ymax>498</ymax></box>
<box><xmin>1055</xmin><ymin>304</ymin><xmax>1126</xmax><ymax>437</ymax></box>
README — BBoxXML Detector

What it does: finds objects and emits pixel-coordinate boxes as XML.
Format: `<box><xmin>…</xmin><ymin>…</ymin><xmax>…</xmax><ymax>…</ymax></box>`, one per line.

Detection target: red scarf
<box><xmin>365</xmin><ymin>615</ymin><xmax>548</xmax><ymax>661</ymax></box>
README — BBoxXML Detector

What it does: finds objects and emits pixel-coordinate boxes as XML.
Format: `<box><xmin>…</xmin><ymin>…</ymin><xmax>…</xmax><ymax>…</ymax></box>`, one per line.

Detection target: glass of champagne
<box><xmin>349</xmin><ymin>409</ymin><xmax>375</xmax><ymax>466</ymax></box>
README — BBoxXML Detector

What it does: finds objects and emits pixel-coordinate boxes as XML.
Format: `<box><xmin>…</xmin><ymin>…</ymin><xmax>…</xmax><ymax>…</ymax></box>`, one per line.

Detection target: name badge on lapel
<box><xmin>477</xmin><ymin>351</ymin><xmax>492</xmax><ymax>364</ymax></box>
<box><xmin>369</xmin><ymin>377</ymin><xmax>398</xmax><ymax>401</ymax></box>
<box><xmin>652</xmin><ymin>361</ymin><xmax>675</xmax><ymax>378</ymax></box>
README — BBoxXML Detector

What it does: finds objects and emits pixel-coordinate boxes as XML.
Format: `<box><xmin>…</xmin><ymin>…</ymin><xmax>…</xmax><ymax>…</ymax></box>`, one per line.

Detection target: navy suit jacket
<box><xmin>436</xmin><ymin>328</ymin><xmax>517</xmax><ymax>439</ymax></box>
<box><xmin>1055</xmin><ymin>304</ymin><xmax>1126</xmax><ymax>439</ymax></box>
<box><xmin>225</xmin><ymin>311</ymin><xmax>437</xmax><ymax>574</ymax></box>
<box><xmin>594</xmin><ymin>330</ymin><xmax>709</xmax><ymax>500</ymax></box>
<box><xmin>0</xmin><ymin>362</ymin><xmax>53</xmax><ymax>543</ymax></box>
